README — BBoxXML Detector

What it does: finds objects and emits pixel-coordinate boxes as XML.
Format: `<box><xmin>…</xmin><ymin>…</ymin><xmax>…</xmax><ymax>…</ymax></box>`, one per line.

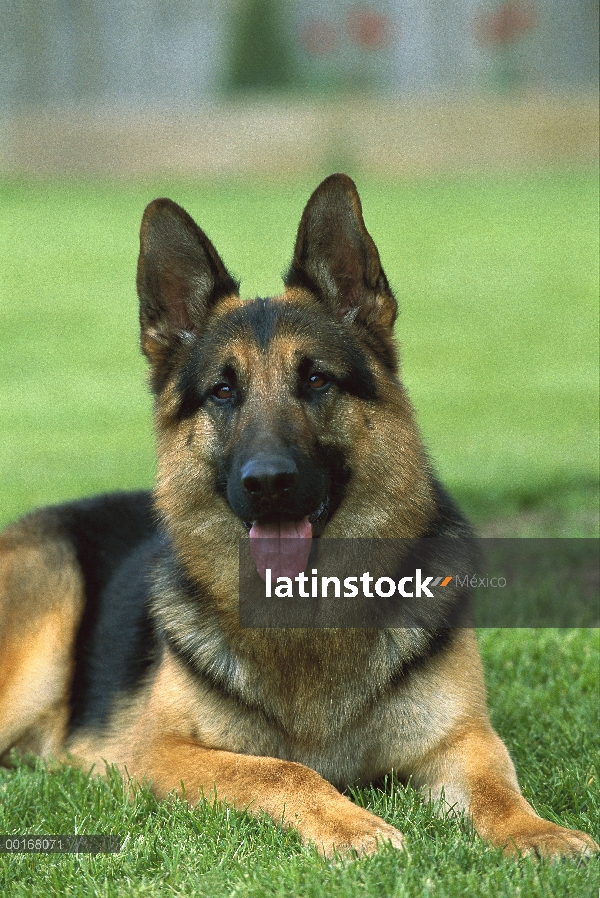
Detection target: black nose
<box><xmin>241</xmin><ymin>452</ymin><xmax>298</xmax><ymax>501</ymax></box>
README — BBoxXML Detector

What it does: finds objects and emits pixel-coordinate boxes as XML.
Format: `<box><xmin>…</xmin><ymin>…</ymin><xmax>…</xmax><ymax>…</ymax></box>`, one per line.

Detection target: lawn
<box><xmin>0</xmin><ymin>172</ymin><xmax>598</xmax><ymax>895</ymax></box>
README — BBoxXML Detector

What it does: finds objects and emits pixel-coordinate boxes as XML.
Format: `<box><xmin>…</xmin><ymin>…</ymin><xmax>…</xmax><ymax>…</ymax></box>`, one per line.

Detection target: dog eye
<box><xmin>308</xmin><ymin>373</ymin><xmax>329</xmax><ymax>390</ymax></box>
<box><xmin>212</xmin><ymin>383</ymin><xmax>233</xmax><ymax>400</ymax></box>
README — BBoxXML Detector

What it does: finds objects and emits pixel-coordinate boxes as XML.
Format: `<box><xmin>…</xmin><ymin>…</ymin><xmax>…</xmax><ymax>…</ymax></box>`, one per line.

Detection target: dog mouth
<box><xmin>244</xmin><ymin>495</ymin><xmax>329</xmax><ymax>582</ymax></box>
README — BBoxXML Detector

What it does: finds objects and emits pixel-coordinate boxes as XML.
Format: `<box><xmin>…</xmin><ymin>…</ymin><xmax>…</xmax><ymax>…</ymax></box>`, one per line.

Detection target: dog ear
<box><xmin>137</xmin><ymin>198</ymin><xmax>239</xmax><ymax>371</ymax></box>
<box><xmin>285</xmin><ymin>174</ymin><xmax>397</xmax><ymax>331</ymax></box>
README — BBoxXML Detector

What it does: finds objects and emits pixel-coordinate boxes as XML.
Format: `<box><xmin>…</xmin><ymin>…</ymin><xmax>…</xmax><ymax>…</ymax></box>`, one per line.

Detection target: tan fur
<box><xmin>0</xmin><ymin>516</ymin><xmax>84</xmax><ymax>760</ymax></box>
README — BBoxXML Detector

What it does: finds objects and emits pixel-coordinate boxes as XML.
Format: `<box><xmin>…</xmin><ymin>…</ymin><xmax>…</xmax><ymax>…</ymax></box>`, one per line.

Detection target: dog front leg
<box><xmin>128</xmin><ymin>734</ymin><xmax>405</xmax><ymax>857</ymax></box>
<box><xmin>411</xmin><ymin>720</ymin><xmax>598</xmax><ymax>858</ymax></box>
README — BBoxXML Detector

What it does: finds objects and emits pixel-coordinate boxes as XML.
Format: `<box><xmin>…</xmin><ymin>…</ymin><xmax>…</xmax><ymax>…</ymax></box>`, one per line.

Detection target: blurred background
<box><xmin>1</xmin><ymin>0</ymin><xmax>598</xmax><ymax>174</ymax></box>
<box><xmin>0</xmin><ymin>1</ymin><xmax>598</xmax><ymax>535</ymax></box>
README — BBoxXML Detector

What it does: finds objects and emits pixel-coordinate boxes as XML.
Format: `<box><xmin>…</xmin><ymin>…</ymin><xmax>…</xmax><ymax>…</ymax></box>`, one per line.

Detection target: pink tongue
<box><xmin>249</xmin><ymin>518</ymin><xmax>313</xmax><ymax>582</ymax></box>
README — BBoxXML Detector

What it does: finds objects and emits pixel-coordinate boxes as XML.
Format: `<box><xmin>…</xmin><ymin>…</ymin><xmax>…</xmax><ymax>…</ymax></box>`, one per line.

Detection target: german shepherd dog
<box><xmin>0</xmin><ymin>175</ymin><xmax>596</xmax><ymax>859</ymax></box>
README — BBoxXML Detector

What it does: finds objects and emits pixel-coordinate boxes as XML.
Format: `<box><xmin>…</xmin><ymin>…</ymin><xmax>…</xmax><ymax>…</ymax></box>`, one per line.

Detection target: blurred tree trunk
<box><xmin>65</xmin><ymin>0</ymin><xmax>104</xmax><ymax>99</ymax></box>
<box><xmin>226</xmin><ymin>0</ymin><xmax>295</xmax><ymax>92</ymax></box>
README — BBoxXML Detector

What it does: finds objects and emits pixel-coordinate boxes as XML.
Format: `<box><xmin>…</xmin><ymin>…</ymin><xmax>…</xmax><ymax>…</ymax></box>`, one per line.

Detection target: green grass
<box><xmin>0</xmin><ymin>174</ymin><xmax>598</xmax><ymax>895</ymax></box>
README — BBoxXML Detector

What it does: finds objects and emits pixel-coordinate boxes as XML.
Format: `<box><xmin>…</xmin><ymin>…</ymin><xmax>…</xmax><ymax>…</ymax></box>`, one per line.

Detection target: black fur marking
<box><xmin>69</xmin><ymin>538</ymin><xmax>162</xmax><ymax>731</ymax></box>
<box><xmin>379</xmin><ymin>477</ymin><xmax>475</xmax><ymax>687</ymax></box>
<box><xmin>335</xmin><ymin>354</ymin><xmax>377</xmax><ymax>402</ymax></box>
<box><xmin>314</xmin><ymin>443</ymin><xmax>352</xmax><ymax>524</ymax></box>
<box><xmin>48</xmin><ymin>492</ymin><xmax>159</xmax><ymax>732</ymax></box>
<box><xmin>176</xmin><ymin>356</ymin><xmax>205</xmax><ymax>420</ymax></box>
<box><xmin>387</xmin><ymin>628</ymin><xmax>458</xmax><ymax>689</ymax></box>
<box><xmin>246</xmin><ymin>298</ymin><xmax>278</xmax><ymax>349</ymax></box>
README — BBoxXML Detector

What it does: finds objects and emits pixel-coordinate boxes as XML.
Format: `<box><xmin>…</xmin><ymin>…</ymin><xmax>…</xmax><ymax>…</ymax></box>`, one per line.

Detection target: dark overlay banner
<box><xmin>238</xmin><ymin>538</ymin><xmax>599</xmax><ymax>628</ymax></box>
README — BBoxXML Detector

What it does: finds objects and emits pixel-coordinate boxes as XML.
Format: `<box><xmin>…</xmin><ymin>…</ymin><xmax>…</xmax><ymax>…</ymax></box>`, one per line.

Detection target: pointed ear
<box><xmin>284</xmin><ymin>174</ymin><xmax>397</xmax><ymax>332</ymax></box>
<box><xmin>137</xmin><ymin>198</ymin><xmax>239</xmax><ymax>375</ymax></box>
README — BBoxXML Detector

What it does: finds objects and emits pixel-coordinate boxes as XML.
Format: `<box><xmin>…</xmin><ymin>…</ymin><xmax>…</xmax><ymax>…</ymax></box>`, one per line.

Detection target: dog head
<box><xmin>137</xmin><ymin>175</ymin><xmax>433</xmax><ymax>589</ymax></box>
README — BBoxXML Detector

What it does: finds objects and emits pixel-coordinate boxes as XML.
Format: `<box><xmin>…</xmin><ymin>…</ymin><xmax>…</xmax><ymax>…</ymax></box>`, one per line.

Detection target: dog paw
<box><xmin>338</xmin><ymin>818</ymin><xmax>406</xmax><ymax>858</ymax></box>
<box><xmin>304</xmin><ymin>807</ymin><xmax>405</xmax><ymax>858</ymax></box>
<box><xmin>503</xmin><ymin>823</ymin><xmax>599</xmax><ymax>860</ymax></box>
